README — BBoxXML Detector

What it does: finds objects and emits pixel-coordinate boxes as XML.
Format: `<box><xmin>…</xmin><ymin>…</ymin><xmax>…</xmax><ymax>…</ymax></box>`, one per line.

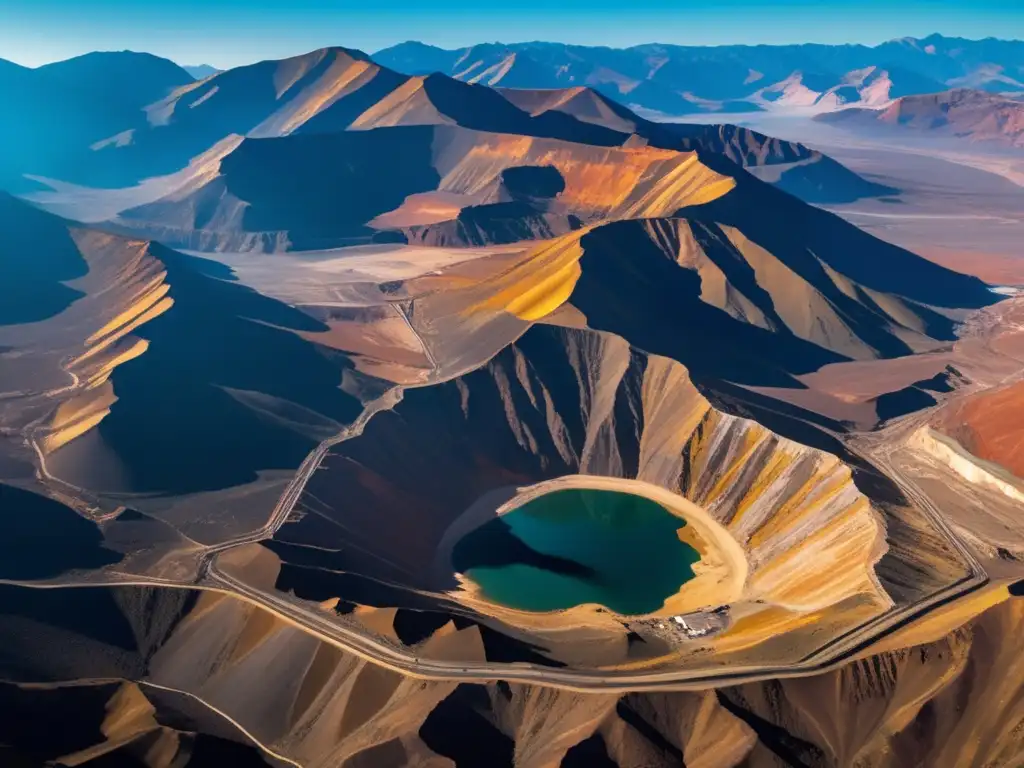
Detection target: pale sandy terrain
<box><xmin>820</xmin><ymin>146</ymin><xmax>1024</xmax><ymax>275</ymax></box>
<box><xmin>911</xmin><ymin>246</ymin><xmax>1024</xmax><ymax>285</ymax></box>
<box><xmin>21</xmin><ymin>134</ymin><xmax>244</xmax><ymax>223</ymax></box>
<box><xmin>798</xmin><ymin>354</ymin><xmax>955</xmax><ymax>401</ymax></box>
<box><xmin>185</xmin><ymin>242</ymin><xmax>525</xmax><ymax>307</ymax></box>
<box><xmin>938</xmin><ymin>381</ymin><xmax>1024</xmax><ymax>478</ymax></box>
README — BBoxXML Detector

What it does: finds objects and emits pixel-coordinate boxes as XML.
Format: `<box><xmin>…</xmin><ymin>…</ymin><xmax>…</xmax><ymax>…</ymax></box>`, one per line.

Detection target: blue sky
<box><xmin>2</xmin><ymin>0</ymin><xmax>1023</xmax><ymax>67</ymax></box>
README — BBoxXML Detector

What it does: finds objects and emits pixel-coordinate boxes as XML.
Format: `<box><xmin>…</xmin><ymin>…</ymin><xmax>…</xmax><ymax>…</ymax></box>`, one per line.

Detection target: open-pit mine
<box><xmin>3</xmin><ymin>39</ymin><xmax>1024</xmax><ymax>767</ymax></box>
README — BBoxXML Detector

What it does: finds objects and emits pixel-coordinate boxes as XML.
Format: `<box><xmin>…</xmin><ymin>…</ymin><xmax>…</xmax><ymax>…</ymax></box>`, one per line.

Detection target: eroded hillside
<box><xmin>2</xmin><ymin>37</ymin><xmax>1024</xmax><ymax>768</ymax></box>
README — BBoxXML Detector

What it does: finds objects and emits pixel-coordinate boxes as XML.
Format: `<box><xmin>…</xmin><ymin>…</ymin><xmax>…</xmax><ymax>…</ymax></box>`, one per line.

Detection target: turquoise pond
<box><xmin>451</xmin><ymin>488</ymin><xmax>701</xmax><ymax>615</ymax></box>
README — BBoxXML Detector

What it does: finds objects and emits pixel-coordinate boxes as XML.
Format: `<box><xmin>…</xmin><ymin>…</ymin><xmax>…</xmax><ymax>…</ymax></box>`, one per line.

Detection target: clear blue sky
<box><xmin>2</xmin><ymin>0</ymin><xmax>1023</xmax><ymax>67</ymax></box>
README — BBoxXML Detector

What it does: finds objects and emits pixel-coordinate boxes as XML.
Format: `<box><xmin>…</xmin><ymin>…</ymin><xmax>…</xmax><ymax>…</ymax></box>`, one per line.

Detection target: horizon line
<box><xmin>4</xmin><ymin>30</ymin><xmax>1024</xmax><ymax>70</ymax></box>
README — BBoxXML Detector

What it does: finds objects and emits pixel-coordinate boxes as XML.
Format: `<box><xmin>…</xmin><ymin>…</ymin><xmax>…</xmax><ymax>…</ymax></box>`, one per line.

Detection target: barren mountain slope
<box><xmin>111</xmin><ymin>126</ymin><xmax>992</xmax><ymax>378</ymax></box>
<box><xmin>0</xmin><ymin>53</ymin><xmax>193</xmax><ymax>191</ymax></box>
<box><xmin>114</xmin><ymin>124</ymin><xmax>736</xmax><ymax>250</ymax></box>
<box><xmin>344</xmin><ymin>74</ymin><xmax>895</xmax><ymax>203</ymax></box>
<box><xmin>1</xmin><ymin>183</ymin><xmax>997</xmax><ymax>676</ymax></box>
<box><xmin>269</xmin><ymin>320</ymin><xmax>892</xmax><ymax>667</ymax></box>
<box><xmin>106</xmin><ymin>121</ymin><xmax>919</xmax><ymax>299</ymax></box>
<box><xmin>1</xmin><ymin>579</ymin><xmax>1022</xmax><ymax>767</ymax></box>
<box><xmin>80</xmin><ymin>47</ymin><xmax>408</xmax><ymax>186</ymax></box>
<box><xmin>497</xmin><ymin>85</ymin><xmax>896</xmax><ymax>203</ymax></box>
<box><xmin>71</xmin><ymin>49</ymin><xmax>632</xmax><ymax>188</ymax></box>
<box><xmin>35</xmin><ymin>51</ymin><xmax>194</xmax><ymax>110</ymax></box>
<box><xmin>0</xmin><ymin>680</ymin><xmax>273</xmax><ymax>767</ymax></box>
<box><xmin>0</xmin><ymin>196</ymin><xmax>380</xmax><ymax>564</ymax></box>
<box><xmin>552</xmin><ymin>215</ymin><xmax>989</xmax><ymax>376</ymax></box>
<box><xmin>10</xmin><ymin>45</ymin><xmax>890</xmax><ymax>207</ymax></box>
<box><xmin>817</xmin><ymin>88</ymin><xmax>1024</xmax><ymax>147</ymax></box>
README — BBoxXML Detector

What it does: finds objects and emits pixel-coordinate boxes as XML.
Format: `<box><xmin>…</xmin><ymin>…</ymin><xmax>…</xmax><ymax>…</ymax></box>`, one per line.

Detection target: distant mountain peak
<box><xmin>311</xmin><ymin>45</ymin><xmax>373</xmax><ymax>62</ymax></box>
<box><xmin>181</xmin><ymin>64</ymin><xmax>221</xmax><ymax>80</ymax></box>
<box><xmin>388</xmin><ymin>40</ymin><xmax>447</xmax><ymax>51</ymax></box>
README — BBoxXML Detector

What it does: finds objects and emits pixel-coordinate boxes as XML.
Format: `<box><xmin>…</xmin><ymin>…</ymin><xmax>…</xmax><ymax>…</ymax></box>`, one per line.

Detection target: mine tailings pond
<box><xmin>452</xmin><ymin>487</ymin><xmax>701</xmax><ymax>615</ymax></box>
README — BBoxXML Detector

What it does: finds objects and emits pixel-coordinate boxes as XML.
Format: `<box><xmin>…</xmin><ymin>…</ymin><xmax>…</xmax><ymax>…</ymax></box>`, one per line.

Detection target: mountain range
<box><xmin>375</xmin><ymin>34</ymin><xmax>1024</xmax><ymax>115</ymax></box>
<box><xmin>107</xmin><ymin>52</ymin><xmax>908</xmax><ymax>250</ymax></box>
<box><xmin>3</xmin><ymin>32</ymin><xmax>1024</xmax><ymax>768</ymax></box>
<box><xmin>1</xmin><ymin>45</ymin><xmax>894</xmax><ymax>207</ymax></box>
<box><xmin>5</xmin><ymin>34</ymin><xmax>1020</xmax><ymax>201</ymax></box>
<box><xmin>181</xmin><ymin>63</ymin><xmax>221</xmax><ymax>79</ymax></box>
